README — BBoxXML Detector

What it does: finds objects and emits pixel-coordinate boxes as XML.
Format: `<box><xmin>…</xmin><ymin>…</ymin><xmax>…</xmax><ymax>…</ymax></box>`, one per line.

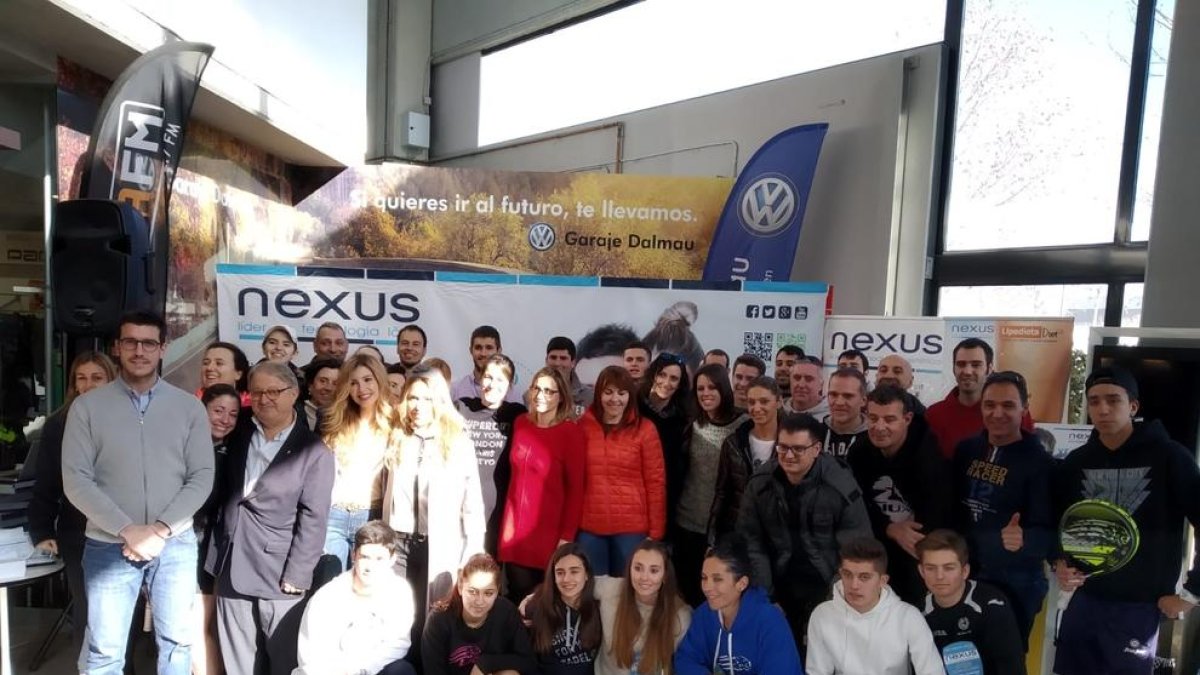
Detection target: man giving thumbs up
<box><xmin>953</xmin><ymin>372</ymin><xmax>1053</xmax><ymax>650</ymax></box>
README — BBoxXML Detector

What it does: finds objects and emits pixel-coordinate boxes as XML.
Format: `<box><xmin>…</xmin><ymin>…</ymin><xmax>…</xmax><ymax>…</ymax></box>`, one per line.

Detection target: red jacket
<box><xmin>925</xmin><ymin>387</ymin><xmax>1035</xmax><ymax>459</ymax></box>
<box><xmin>578</xmin><ymin>410</ymin><xmax>667</xmax><ymax>540</ymax></box>
<box><xmin>498</xmin><ymin>416</ymin><xmax>586</xmax><ymax>569</ymax></box>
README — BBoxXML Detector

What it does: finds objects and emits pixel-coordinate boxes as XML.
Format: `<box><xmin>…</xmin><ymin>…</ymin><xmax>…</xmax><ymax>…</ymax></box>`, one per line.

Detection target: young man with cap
<box><xmin>1053</xmin><ymin>365</ymin><xmax>1200</xmax><ymax>675</ymax></box>
<box><xmin>952</xmin><ymin>371</ymin><xmax>1052</xmax><ymax>647</ymax></box>
<box><xmin>926</xmin><ymin>338</ymin><xmax>1034</xmax><ymax>460</ymax></box>
<box><xmin>917</xmin><ymin>529</ymin><xmax>1026</xmax><ymax>675</ymax></box>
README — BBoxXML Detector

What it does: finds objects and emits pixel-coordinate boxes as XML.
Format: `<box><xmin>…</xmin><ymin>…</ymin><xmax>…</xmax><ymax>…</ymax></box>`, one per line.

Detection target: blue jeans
<box><xmin>82</xmin><ymin>529</ymin><xmax>198</xmax><ymax>675</ymax></box>
<box><xmin>324</xmin><ymin>506</ymin><xmax>371</xmax><ymax>570</ymax></box>
<box><xmin>576</xmin><ymin>531</ymin><xmax>647</xmax><ymax>577</ymax></box>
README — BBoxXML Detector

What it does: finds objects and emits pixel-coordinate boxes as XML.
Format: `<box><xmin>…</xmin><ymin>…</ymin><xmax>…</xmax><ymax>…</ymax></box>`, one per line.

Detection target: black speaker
<box><xmin>51</xmin><ymin>199</ymin><xmax>153</xmax><ymax>336</ymax></box>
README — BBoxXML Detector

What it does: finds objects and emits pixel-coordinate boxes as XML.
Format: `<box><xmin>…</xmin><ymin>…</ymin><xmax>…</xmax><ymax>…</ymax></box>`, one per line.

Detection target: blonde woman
<box><xmin>321</xmin><ymin>353</ymin><xmax>393</xmax><ymax>570</ymax></box>
<box><xmin>384</xmin><ymin>366</ymin><xmax>485</xmax><ymax>660</ymax></box>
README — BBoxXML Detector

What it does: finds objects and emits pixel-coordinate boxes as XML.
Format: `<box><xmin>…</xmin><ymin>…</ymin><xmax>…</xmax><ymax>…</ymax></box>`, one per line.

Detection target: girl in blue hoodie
<box><xmin>675</xmin><ymin>535</ymin><xmax>804</xmax><ymax>675</ymax></box>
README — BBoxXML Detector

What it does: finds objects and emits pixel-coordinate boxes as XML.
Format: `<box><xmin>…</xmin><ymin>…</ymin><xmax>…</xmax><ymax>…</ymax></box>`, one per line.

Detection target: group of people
<box><xmin>27</xmin><ymin>312</ymin><xmax>1200</xmax><ymax>675</ymax></box>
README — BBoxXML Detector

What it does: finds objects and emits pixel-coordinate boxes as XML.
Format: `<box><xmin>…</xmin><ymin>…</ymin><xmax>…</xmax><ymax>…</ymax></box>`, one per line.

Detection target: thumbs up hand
<box><xmin>1001</xmin><ymin>513</ymin><xmax>1024</xmax><ymax>552</ymax></box>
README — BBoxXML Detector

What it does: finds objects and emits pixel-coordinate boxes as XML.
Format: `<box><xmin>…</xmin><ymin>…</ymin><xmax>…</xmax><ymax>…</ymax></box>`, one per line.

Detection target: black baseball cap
<box><xmin>1085</xmin><ymin>365</ymin><xmax>1139</xmax><ymax>401</ymax></box>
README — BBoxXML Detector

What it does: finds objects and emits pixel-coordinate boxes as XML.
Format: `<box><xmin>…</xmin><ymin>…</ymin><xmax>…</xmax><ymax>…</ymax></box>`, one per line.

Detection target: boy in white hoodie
<box><xmin>806</xmin><ymin>537</ymin><xmax>942</xmax><ymax>675</ymax></box>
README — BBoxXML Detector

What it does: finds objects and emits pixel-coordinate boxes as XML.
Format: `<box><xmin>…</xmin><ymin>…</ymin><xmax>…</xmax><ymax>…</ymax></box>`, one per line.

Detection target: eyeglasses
<box><xmin>249</xmin><ymin>386</ymin><xmax>293</xmax><ymax>401</ymax></box>
<box><xmin>775</xmin><ymin>441</ymin><xmax>819</xmax><ymax>457</ymax></box>
<box><xmin>531</xmin><ymin>386</ymin><xmax>560</xmax><ymax>397</ymax></box>
<box><xmin>118</xmin><ymin>338</ymin><xmax>162</xmax><ymax>352</ymax></box>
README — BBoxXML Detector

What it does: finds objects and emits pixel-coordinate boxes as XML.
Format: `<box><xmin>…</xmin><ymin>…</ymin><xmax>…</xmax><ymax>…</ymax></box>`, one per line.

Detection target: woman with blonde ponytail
<box><xmin>321</xmin><ymin>353</ymin><xmax>393</xmax><ymax>570</ymax></box>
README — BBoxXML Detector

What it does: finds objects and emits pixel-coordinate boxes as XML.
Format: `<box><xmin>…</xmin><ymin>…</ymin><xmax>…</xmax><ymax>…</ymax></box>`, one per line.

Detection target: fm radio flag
<box><xmin>77</xmin><ymin>40</ymin><xmax>213</xmax><ymax>308</ymax></box>
<box><xmin>701</xmin><ymin>123</ymin><xmax>828</xmax><ymax>282</ymax></box>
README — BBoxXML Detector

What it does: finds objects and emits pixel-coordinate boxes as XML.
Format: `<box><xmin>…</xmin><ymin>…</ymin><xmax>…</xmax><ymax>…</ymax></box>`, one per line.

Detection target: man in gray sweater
<box><xmin>63</xmin><ymin>310</ymin><xmax>214</xmax><ymax>675</ymax></box>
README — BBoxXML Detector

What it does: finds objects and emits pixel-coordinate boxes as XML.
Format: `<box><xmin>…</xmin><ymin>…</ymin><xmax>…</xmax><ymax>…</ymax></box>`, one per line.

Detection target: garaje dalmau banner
<box><xmin>216</xmin><ymin>264</ymin><xmax>828</xmax><ymax>388</ymax></box>
<box><xmin>822</xmin><ymin>316</ymin><xmax>1074</xmax><ymax>422</ymax></box>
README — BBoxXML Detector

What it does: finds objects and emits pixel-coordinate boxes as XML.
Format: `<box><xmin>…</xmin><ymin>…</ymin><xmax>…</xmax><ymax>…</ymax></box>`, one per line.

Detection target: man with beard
<box><xmin>927</xmin><ymin>338</ymin><xmax>1033</xmax><ymax>460</ymax></box>
<box><xmin>450</xmin><ymin>325</ymin><xmax>522</xmax><ymax>404</ymax></box>
<box><xmin>774</xmin><ymin>345</ymin><xmax>805</xmax><ymax>398</ymax></box>
<box><xmin>846</xmin><ymin>384</ymin><xmax>952</xmax><ymax>604</ymax></box>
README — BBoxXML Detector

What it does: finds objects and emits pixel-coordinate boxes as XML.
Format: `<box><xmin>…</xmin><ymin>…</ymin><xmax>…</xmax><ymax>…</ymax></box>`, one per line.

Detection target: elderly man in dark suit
<box><xmin>206</xmin><ymin>360</ymin><xmax>335</xmax><ymax>675</ymax></box>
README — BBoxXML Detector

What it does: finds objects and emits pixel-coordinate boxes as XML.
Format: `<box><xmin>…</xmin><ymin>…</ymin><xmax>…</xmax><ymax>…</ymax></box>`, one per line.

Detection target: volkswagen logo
<box><xmin>739</xmin><ymin>174</ymin><xmax>797</xmax><ymax>237</ymax></box>
<box><xmin>528</xmin><ymin>222</ymin><xmax>556</xmax><ymax>251</ymax></box>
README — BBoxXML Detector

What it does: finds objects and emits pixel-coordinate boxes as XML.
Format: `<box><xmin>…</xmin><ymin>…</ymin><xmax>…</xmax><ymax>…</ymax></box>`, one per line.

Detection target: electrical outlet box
<box><xmin>401</xmin><ymin>111</ymin><xmax>430</xmax><ymax>149</ymax></box>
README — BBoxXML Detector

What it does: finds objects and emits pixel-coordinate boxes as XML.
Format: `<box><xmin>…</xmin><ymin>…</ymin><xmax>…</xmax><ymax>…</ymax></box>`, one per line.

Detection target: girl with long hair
<box><xmin>28</xmin><ymin>351</ymin><xmax>117</xmax><ymax>664</ymax></box>
<box><xmin>637</xmin><ymin>353</ymin><xmax>693</xmax><ymax>535</ymax></box>
<box><xmin>673</xmin><ymin>364</ymin><xmax>747</xmax><ymax>605</ymax></box>
<box><xmin>526</xmin><ymin>543</ymin><xmax>602</xmax><ymax>674</ymax></box>
<box><xmin>384</xmin><ymin>367</ymin><xmax>486</xmax><ymax>657</ymax></box>
<box><xmin>456</xmin><ymin>354</ymin><xmax>527</xmax><ymax>555</ymax></box>
<box><xmin>498</xmin><ymin>367</ymin><xmax>585</xmax><ymax>602</ymax></box>
<box><xmin>595</xmin><ymin>539</ymin><xmax>691</xmax><ymax>675</ymax></box>
<box><xmin>578</xmin><ymin>366</ymin><xmax>666</xmax><ymax>577</ymax></box>
<box><xmin>422</xmin><ymin>553</ymin><xmax>536</xmax><ymax>675</ymax></box>
<box><xmin>193</xmin><ymin>383</ymin><xmax>241</xmax><ymax>675</ymax></box>
<box><xmin>322</xmin><ymin>353</ymin><xmax>393</xmax><ymax>570</ymax></box>
<box><xmin>196</xmin><ymin>341</ymin><xmax>251</xmax><ymax>406</ymax></box>
<box><xmin>708</xmin><ymin>376</ymin><xmax>782</xmax><ymax>541</ymax></box>
<box><xmin>673</xmin><ymin>536</ymin><xmax>801</xmax><ymax>674</ymax></box>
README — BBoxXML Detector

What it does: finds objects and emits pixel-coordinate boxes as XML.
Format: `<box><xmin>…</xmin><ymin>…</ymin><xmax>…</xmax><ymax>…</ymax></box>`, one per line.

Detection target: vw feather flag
<box><xmin>701</xmin><ymin>123</ymin><xmax>828</xmax><ymax>282</ymax></box>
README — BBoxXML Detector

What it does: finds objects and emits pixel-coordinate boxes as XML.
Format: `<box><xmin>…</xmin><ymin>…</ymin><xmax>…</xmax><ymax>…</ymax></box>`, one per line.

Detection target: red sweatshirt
<box><xmin>925</xmin><ymin>387</ymin><xmax>1034</xmax><ymax>459</ymax></box>
<box><xmin>498</xmin><ymin>416</ymin><xmax>586</xmax><ymax>570</ymax></box>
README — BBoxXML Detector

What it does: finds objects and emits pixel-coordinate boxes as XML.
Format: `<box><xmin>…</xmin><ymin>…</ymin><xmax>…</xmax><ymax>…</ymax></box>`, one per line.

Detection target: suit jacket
<box><xmin>205</xmin><ymin>414</ymin><xmax>335</xmax><ymax>600</ymax></box>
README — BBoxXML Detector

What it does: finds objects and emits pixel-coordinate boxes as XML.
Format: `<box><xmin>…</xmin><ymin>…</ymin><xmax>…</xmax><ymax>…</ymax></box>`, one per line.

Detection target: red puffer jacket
<box><xmin>578</xmin><ymin>409</ymin><xmax>667</xmax><ymax>539</ymax></box>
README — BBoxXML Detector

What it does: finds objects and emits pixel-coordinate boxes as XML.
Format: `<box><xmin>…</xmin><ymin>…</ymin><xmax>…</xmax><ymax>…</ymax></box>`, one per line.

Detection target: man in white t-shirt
<box><xmin>294</xmin><ymin>521</ymin><xmax>416</xmax><ymax>675</ymax></box>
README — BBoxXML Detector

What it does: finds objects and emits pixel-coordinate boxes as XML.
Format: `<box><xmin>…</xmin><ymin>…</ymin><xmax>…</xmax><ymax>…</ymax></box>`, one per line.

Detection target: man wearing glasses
<box><xmin>739</xmin><ymin>412</ymin><xmax>871</xmax><ymax>651</ymax></box>
<box><xmin>954</xmin><ymin>371</ymin><xmax>1054</xmax><ymax>649</ymax></box>
<box><xmin>63</xmin><ymin>310</ymin><xmax>215</xmax><ymax>674</ymax></box>
<box><xmin>205</xmin><ymin>360</ymin><xmax>335</xmax><ymax>674</ymax></box>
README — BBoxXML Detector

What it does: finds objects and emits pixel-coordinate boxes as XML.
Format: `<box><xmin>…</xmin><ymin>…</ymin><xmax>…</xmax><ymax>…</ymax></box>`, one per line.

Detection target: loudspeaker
<box><xmin>51</xmin><ymin>200</ymin><xmax>153</xmax><ymax>336</ymax></box>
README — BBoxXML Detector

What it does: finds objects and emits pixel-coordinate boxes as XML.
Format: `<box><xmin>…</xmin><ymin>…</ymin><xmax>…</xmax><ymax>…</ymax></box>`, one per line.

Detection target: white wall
<box><xmin>432</xmin><ymin>0</ymin><xmax>623</xmax><ymax>62</ymax></box>
<box><xmin>431</xmin><ymin>45</ymin><xmax>945</xmax><ymax>316</ymax></box>
<box><xmin>1142</xmin><ymin>0</ymin><xmax>1200</xmax><ymax>328</ymax></box>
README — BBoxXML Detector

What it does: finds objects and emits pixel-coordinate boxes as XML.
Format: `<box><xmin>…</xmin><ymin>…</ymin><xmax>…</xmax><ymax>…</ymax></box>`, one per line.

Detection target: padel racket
<box><xmin>1058</xmin><ymin>498</ymin><xmax>1140</xmax><ymax>576</ymax></box>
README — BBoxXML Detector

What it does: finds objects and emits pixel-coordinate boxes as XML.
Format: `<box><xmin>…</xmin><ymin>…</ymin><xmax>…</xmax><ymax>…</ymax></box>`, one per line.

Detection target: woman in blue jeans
<box><xmin>322</xmin><ymin>353</ymin><xmax>393</xmax><ymax>569</ymax></box>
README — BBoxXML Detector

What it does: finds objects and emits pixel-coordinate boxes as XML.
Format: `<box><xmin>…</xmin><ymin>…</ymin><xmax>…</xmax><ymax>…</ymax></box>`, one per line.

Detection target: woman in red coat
<box><xmin>498</xmin><ymin>367</ymin><xmax>586</xmax><ymax>602</ymax></box>
<box><xmin>577</xmin><ymin>365</ymin><xmax>667</xmax><ymax>577</ymax></box>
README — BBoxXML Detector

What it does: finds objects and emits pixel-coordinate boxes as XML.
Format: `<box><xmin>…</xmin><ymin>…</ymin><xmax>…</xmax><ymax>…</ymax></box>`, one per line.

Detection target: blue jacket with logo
<box><xmin>674</xmin><ymin>586</ymin><xmax>803</xmax><ymax>675</ymax></box>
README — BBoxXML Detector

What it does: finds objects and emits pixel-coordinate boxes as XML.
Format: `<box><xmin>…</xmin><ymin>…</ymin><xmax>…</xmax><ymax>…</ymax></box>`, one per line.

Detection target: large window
<box><xmin>479</xmin><ymin>0</ymin><xmax>945</xmax><ymax>145</ymax></box>
<box><xmin>945</xmin><ymin>0</ymin><xmax>1137</xmax><ymax>250</ymax></box>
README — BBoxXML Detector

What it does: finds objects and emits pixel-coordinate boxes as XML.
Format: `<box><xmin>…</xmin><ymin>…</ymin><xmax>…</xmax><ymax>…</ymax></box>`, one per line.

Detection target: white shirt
<box><xmin>748</xmin><ymin>434</ymin><xmax>776</xmax><ymax>468</ymax></box>
<box><xmin>244</xmin><ymin>416</ymin><xmax>296</xmax><ymax>497</ymax></box>
<box><xmin>293</xmin><ymin>569</ymin><xmax>415</xmax><ymax>675</ymax></box>
<box><xmin>806</xmin><ymin>580</ymin><xmax>942</xmax><ymax>675</ymax></box>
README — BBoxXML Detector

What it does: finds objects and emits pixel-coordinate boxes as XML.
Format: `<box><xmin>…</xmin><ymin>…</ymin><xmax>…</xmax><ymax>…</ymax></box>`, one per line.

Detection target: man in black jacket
<box><xmin>1053</xmin><ymin>366</ymin><xmax>1200</xmax><ymax>675</ymax></box>
<box><xmin>847</xmin><ymin>384</ymin><xmax>952</xmax><ymax>604</ymax></box>
<box><xmin>918</xmin><ymin>529</ymin><xmax>1026</xmax><ymax>675</ymax></box>
<box><xmin>207</xmin><ymin>361</ymin><xmax>335</xmax><ymax>675</ymax></box>
<box><xmin>739</xmin><ymin>412</ymin><xmax>872</xmax><ymax>648</ymax></box>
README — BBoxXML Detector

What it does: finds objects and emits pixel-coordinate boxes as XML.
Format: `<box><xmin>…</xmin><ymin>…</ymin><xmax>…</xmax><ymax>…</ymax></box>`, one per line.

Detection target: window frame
<box><xmin>929</xmin><ymin>0</ymin><xmax>1165</xmax><ymax>328</ymax></box>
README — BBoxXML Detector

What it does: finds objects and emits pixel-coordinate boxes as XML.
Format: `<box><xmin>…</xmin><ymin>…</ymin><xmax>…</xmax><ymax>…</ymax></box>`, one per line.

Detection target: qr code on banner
<box><xmin>776</xmin><ymin>333</ymin><xmax>806</xmax><ymax>351</ymax></box>
<box><xmin>742</xmin><ymin>332</ymin><xmax>774</xmax><ymax>360</ymax></box>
